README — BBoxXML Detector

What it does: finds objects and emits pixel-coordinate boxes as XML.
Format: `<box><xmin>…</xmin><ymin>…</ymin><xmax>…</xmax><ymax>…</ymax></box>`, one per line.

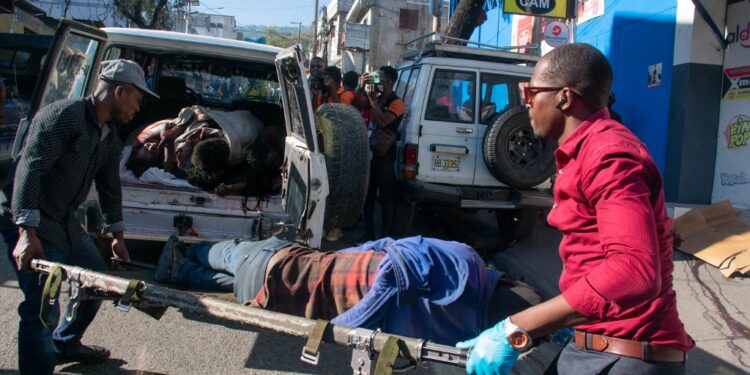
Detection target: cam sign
<box><xmin>504</xmin><ymin>0</ymin><xmax>570</xmax><ymax>19</ymax></box>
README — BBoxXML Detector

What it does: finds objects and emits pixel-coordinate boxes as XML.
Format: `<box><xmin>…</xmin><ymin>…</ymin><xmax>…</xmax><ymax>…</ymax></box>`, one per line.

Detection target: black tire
<box><xmin>315</xmin><ymin>103</ymin><xmax>369</xmax><ymax>230</ymax></box>
<box><xmin>390</xmin><ymin>196</ymin><xmax>415</xmax><ymax>237</ymax></box>
<box><xmin>483</xmin><ymin>107</ymin><xmax>556</xmax><ymax>188</ymax></box>
<box><xmin>496</xmin><ymin>208</ymin><xmax>538</xmax><ymax>242</ymax></box>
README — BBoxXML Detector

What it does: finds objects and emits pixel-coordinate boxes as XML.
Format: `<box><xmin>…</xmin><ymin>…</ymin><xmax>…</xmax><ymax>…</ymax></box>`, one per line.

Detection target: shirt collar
<box><xmin>84</xmin><ymin>96</ymin><xmax>100</xmax><ymax>128</ymax></box>
<box><xmin>85</xmin><ymin>96</ymin><xmax>111</xmax><ymax>140</ymax></box>
<box><xmin>556</xmin><ymin>107</ymin><xmax>611</xmax><ymax>160</ymax></box>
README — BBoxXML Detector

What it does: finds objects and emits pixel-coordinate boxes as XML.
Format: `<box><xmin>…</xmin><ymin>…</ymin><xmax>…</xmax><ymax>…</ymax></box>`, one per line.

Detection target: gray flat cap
<box><xmin>99</xmin><ymin>59</ymin><xmax>159</xmax><ymax>98</ymax></box>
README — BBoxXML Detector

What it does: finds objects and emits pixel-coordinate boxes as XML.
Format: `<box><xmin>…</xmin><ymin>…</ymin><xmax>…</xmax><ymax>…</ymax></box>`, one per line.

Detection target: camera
<box><xmin>310</xmin><ymin>72</ymin><xmax>325</xmax><ymax>91</ymax></box>
<box><xmin>364</xmin><ymin>72</ymin><xmax>380</xmax><ymax>85</ymax></box>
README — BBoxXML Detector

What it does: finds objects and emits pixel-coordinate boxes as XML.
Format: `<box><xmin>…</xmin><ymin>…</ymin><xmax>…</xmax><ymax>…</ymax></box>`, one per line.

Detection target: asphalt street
<box><xmin>0</xmin><ymin>203</ymin><xmax>748</xmax><ymax>374</ymax></box>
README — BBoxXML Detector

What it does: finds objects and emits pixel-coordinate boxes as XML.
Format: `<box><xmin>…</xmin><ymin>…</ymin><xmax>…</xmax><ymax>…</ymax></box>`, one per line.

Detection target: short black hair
<box><xmin>540</xmin><ymin>43</ymin><xmax>612</xmax><ymax>109</ymax></box>
<box><xmin>379</xmin><ymin>66</ymin><xmax>398</xmax><ymax>83</ymax></box>
<box><xmin>191</xmin><ymin>138</ymin><xmax>229</xmax><ymax>173</ymax></box>
<box><xmin>126</xmin><ymin>152</ymin><xmax>152</xmax><ymax>177</ymax></box>
<box><xmin>323</xmin><ymin>66</ymin><xmax>342</xmax><ymax>85</ymax></box>
<box><xmin>343</xmin><ymin>71</ymin><xmax>359</xmax><ymax>89</ymax></box>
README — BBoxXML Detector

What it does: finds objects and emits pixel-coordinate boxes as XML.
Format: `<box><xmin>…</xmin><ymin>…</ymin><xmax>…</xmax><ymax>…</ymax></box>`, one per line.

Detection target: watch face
<box><xmin>508</xmin><ymin>332</ymin><xmax>531</xmax><ymax>351</ymax></box>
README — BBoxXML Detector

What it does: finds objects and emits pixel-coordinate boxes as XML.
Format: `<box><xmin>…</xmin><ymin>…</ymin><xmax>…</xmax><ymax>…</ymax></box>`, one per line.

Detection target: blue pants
<box><xmin>173</xmin><ymin>241</ymin><xmax>236</xmax><ymax>292</ymax></box>
<box><xmin>174</xmin><ymin>237</ymin><xmax>290</xmax><ymax>302</ymax></box>
<box><xmin>3</xmin><ymin>227</ymin><xmax>108</xmax><ymax>375</ymax></box>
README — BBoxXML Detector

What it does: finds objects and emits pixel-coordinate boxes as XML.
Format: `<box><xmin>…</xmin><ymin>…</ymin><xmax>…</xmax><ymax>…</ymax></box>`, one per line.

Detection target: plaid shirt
<box><xmin>250</xmin><ymin>247</ymin><xmax>385</xmax><ymax>320</ymax></box>
<box><xmin>0</xmin><ymin>97</ymin><xmax>124</xmax><ymax>249</ymax></box>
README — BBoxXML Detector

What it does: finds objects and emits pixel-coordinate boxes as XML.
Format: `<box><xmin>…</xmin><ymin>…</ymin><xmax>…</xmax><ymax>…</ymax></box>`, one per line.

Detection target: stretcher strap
<box><xmin>301</xmin><ymin>319</ymin><xmax>329</xmax><ymax>365</ymax></box>
<box><xmin>40</xmin><ymin>265</ymin><xmax>63</xmax><ymax>328</ymax></box>
<box><xmin>374</xmin><ymin>335</ymin><xmax>400</xmax><ymax>375</ymax></box>
<box><xmin>119</xmin><ymin>279</ymin><xmax>141</xmax><ymax>306</ymax></box>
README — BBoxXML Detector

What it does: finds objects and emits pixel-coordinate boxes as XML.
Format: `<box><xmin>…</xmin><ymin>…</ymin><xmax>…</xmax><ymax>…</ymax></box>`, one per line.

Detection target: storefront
<box><xmin>452</xmin><ymin>0</ymin><xmax>747</xmax><ymax>207</ymax></box>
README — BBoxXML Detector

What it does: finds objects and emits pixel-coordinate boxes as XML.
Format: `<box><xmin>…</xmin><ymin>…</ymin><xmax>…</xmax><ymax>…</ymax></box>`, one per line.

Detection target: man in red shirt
<box><xmin>457</xmin><ymin>43</ymin><xmax>693</xmax><ymax>374</ymax></box>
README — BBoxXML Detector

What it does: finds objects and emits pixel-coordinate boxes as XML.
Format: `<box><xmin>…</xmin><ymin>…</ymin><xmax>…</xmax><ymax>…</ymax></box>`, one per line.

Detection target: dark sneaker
<box><xmin>55</xmin><ymin>343</ymin><xmax>110</xmax><ymax>365</ymax></box>
<box><xmin>355</xmin><ymin>232</ymin><xmax>376</xmax><ymax>245</ymax></box>
<box><xmin>154</xmin><ymin>236</ymin><xmax>183</xmax><ymax>283</ymax></box>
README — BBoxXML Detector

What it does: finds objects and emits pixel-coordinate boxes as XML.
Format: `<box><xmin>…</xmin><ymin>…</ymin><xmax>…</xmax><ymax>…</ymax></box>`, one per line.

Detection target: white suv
<box><xmin>12</xmin><ymin>21</ymin><xmax>369</xmax><ymax>248</ymax></box>
<box><xmin>392</xmin><ymin>38</ymin><xmax>555</xmax><ymax>241</ymax></box>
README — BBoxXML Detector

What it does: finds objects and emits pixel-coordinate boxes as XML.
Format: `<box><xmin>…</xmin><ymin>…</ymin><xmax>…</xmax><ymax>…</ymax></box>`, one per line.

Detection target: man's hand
<box><xmin>456</xmin><ymin>320</ymin><xmax>520</xmax><ymax>375</ymax></box>
<box><xmin>13</xmin><ymin>227</ymin><xmax>45</xmax><ymax>272</ymax></box>
<box><xmin>111</xmin><ymin>234</ymin><xmax>131</xmax><ymax>263</ymax></box>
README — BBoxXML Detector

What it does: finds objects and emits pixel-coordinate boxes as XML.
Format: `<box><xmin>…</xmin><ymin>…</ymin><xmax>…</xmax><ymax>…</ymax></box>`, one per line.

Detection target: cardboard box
<box><xmin>672</xmin><ymin>200</ymin><xmax>750</xmax><ymax>278</ymax></box>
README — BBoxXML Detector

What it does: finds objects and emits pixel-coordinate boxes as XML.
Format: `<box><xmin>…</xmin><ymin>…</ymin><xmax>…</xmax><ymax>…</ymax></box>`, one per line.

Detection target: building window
<box><xmin>399</xmin><ymin>9</ymin><xmax>418</xmax><ymax>31</ymax></box>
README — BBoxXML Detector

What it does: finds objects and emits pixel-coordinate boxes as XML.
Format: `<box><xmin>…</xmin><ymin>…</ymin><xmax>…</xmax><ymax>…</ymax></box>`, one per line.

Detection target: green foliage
<box><xmin>262</xmin><ymin>27</ymin><xmax>313</xmax><ymax>55</ymax></box>
<box><xmin>114</xmin><ymin>0</ymin><xmax>172</xmax><ymax>29</ymax></box>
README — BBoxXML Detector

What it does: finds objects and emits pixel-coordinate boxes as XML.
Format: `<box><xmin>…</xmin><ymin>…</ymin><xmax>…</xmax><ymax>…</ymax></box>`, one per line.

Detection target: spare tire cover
<box><xmin>482</xmin><ymin>106</ymin><xmax>556</xmax><ymax>188</ymax></box>
<box><xmin>314</xmin><ymin>103</ymin><xmax>370</xmax><ymax>230</ymax></box>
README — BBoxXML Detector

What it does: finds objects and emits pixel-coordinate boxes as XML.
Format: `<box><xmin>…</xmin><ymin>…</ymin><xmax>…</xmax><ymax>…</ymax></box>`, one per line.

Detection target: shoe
<box><xmin>325</xmin><ymin>228</ymin><xmax>343</xmax><ymax>242</ymax></box>
<box><xmin>355</xmin><ymin>232</ymin><xmax>375</xmax><ymax>245</ymax></box>
<box><xmin>55</xmin><ymin>342</ymin><xmax>110</xmax><ymax>365</ymax></box>
<box><xmin>154</xmin><ymin>236</ymin><xmax>184</xmax><ymax>284</ymax></box>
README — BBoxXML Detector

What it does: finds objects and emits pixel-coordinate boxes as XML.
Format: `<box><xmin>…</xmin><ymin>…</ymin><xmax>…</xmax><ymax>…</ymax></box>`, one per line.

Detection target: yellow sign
<box><xmin>504</xmin><ymin>0</ymin><xmax>570</xmax><ymax>19</ymax></box>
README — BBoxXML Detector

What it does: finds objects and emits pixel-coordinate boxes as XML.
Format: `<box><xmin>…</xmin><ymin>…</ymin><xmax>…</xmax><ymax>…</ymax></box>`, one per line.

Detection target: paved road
<box><xmin>0</xmin><ymin>204</ymin><xmax>748</xmax><ymax>374</ymax></box>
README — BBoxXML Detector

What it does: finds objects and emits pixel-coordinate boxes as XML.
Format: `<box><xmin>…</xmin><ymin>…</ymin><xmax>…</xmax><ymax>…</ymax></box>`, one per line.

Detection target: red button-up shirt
<box><xmin>548</xmin><ymin>108</ymin><xmax>694</xmax><ymax>351</ymax></box>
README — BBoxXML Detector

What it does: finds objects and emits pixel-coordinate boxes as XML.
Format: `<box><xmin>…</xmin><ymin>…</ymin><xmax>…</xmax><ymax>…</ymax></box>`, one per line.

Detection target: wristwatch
<box><xmin>503</xmin><ymin>317</ymin><xmax>533</xmax><ymax>352</ymax></box>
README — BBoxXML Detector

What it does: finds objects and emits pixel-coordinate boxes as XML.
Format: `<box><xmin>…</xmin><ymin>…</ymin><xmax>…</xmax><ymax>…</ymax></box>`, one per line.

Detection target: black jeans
<box><xmin>363</xmin><ymin>156</ymin><xmax>396</xmax><ymax>236</ymax></box>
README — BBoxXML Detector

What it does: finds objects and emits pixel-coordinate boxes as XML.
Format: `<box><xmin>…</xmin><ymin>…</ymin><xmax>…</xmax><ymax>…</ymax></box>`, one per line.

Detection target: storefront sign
<box><xmin>713</xmin><ymin>1</ymin><xmax>750</xmax><ymax>208</ymax></box>
<box><xmin>725</xmin><ymin>115</ymin><xmax>750</xmax><ymax>149</ymax></box>
<box><xmin>504</xmin><ymin>0</ymin><xmax>570</xmax><ymax>19</ymax></box>
<box><xmin>512</xmin><ymin>15</ymin><xmax>535</xmax><ymax>53</ymax></box>
<box><xmin>543</xmin><ymin>20</ymin><xmax>569</xmax><ymax>47</ymax></box>
<box><xmin>723</xmin><ymin>65</ymin><xmax>750</xmax><ymax>101</ymax></box>
<box><xmin>577</xmin><ymin>0</ymin><xmax>605</xmax><ymax>24</ymax></box>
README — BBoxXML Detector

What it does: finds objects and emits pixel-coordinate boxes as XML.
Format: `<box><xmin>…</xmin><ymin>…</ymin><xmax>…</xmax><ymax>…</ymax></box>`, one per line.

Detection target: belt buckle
<box><xmin>641</xmin><ymin>341</ymin><xmax>649</xmax><ymax>361</ymax></box>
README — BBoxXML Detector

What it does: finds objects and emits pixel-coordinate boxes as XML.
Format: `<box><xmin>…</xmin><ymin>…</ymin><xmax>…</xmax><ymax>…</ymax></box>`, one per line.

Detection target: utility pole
<box><xmin>290</xmin><ymin>21</ymin><xmax>302</xmax><ymax>45</ymax></box>
<box><xmin>312</xmin><ymin>0</ymin><xmax>319</xmax><ymax>58</ymax></box>
<box><xmin>185</xmin><ymin>0</ymin><xmax>199</xmax><ymax>34</ymax></box>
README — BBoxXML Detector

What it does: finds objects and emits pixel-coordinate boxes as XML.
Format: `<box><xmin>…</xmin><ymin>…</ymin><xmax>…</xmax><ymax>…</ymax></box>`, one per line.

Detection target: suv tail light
<box><xmin>403</xmin><ymin>143</ymin><xmax>418</xmax><ymax>180</ymax></box>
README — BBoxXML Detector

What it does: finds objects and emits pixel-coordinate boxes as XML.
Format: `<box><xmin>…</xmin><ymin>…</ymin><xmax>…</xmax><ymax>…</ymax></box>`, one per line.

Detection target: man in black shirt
<box><xmin>0</xmin><ymin>59</ymin><xmax>158</xmax><ymax>374</ymax></box>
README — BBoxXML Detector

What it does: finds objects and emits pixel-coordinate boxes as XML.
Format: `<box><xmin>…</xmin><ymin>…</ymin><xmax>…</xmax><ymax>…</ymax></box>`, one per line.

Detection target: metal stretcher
<box><xmin>32</xmin><ymin>259</ymin><xmax>469</xmax><ymax>375</ymax></box>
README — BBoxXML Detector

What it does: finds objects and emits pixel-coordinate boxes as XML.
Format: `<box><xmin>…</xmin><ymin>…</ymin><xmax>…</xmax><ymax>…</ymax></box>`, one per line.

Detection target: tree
<box><xmin>443</xmin><ymin>0</ymin><xmax>488</xmax><ymax>42</ymax></box>
<box><xmin>114</xmin><ymin>0</ymin><xmax>172</xmax><ymax>29</ymax></box>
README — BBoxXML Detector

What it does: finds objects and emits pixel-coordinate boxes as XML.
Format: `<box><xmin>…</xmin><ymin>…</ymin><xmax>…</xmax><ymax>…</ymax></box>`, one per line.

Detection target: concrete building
<box><xmin>318</xmin><ymin>0</ymin><xmax>448</xmax><ymax>73</ymax></box>
<box><xmin>462</xmin><ymin>0</ymin><xmax>750</xmax><ymax>208</ymax></box>
<box><xmin>0</xmin><ymin>0</ymin><xmax>56</xmax><ymax>34</ymax></box>
<box><xmin>172</xmin><ymin>11</ymin><xmax>238</xmax><ymax>39</ymax></box>
<box><xmin>27</xmin><ymin>0</ymin><xmax>128</xmax><ymax>27</ymax></box>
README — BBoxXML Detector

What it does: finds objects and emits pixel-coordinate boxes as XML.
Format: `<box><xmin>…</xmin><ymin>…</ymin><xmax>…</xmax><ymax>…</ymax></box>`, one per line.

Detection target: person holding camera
<box><xmin>313</xmin><ymin>66</ymin><xmax>352</xmax><ymax>109</ymax></box>
<box><xmin>357</xmin><ymin>66</ymin><xmax>404</xmax><ymax>243</ymax></box>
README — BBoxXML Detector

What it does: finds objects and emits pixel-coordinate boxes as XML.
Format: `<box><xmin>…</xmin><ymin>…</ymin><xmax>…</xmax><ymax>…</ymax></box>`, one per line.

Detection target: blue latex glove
<box><xmin>456</xmin><ymin>320</ymin><xmax>520</xmax><ymax>375</ymax></box>
<box><xmin>551</xmin><ymin>327</ymin><xmax>574</xmax><ymax>347</ymax></box>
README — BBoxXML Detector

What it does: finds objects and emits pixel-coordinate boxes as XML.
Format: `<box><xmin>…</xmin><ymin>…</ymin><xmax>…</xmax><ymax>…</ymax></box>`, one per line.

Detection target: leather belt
<box><xmin>574</xmin><ymin>331</ymin><xmax>686</xmax><ymax>363</ymax></box>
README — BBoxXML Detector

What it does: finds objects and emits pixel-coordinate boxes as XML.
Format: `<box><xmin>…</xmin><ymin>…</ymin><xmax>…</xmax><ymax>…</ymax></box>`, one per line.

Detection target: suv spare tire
<box><xmin>315</xmin><ymin>103</ymin><xmax>369</xmax><ymax>230</ymax></box>
<box><xmin>483</xmin><ymin>107</ymin><xmax>556</xmax><ymax>188</ymax></box>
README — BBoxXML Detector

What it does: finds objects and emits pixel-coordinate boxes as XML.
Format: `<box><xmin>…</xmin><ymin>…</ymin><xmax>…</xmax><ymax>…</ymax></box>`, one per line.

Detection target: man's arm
<box><xmin>95</xmin><ymin>138</ymin><xmax>130</xmax><ymax>261</ymax></box>
<box><xmin>514</xmin><ymin>149</ymin><xmax>662</xmax><ymax>336</ymax></box>
<box><xmin>367</xmin><ymin>93</ymin><xmax>403</xmax><ymax>129</ymax></box>
<box><xmin>12</xmin><ymin>107</ymin><xmax>73</xmax><ymax>227</ymax></box>
<box><xmin>11</xmin><ymin>106</ymin><xmax>73</xmax><ymax>270</ymax></box>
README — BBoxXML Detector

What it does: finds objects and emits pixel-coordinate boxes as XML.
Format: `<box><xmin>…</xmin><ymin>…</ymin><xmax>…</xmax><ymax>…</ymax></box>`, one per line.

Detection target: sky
<box><xmin>192</xmin><ymin>0</ymin><xmax>317</xmax><ymax>28</ymax></box>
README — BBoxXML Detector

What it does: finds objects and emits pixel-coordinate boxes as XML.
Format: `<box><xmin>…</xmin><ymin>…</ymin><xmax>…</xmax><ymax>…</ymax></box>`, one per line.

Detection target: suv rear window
<box><xmin>425</xmin><ymin>69</ymin><xmax>475</xmax><ymax>123</ymax></box>
<box><xmin>479</xmin><ymin>73</ymin><xmax>528</xmax><ymax>124</ymax></box>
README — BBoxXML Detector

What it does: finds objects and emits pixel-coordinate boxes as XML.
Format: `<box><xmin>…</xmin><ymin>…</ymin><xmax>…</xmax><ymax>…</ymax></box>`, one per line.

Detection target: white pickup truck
<box><xmin>12</xmin><ymin>20</ymin><xmax>369</xmax><ymax>249</ymax></box>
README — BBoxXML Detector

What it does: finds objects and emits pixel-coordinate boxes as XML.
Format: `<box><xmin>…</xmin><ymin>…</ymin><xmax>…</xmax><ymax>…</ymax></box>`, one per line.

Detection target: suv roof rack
<box><xmin>400</xmin><ymin>32</ymin><xmax>540</xmax><ymax>66</ymax></box>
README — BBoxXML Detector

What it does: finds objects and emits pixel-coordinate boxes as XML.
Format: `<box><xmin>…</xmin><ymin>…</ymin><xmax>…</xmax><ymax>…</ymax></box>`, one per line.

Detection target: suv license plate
<box><xmin>432</xmin><ymin>155</ymin><xmax>462</xmax><ymax>172</ymax></box>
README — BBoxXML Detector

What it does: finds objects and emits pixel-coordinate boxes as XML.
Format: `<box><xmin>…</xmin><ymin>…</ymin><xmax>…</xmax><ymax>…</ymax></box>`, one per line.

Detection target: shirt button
<box><xmin>552</xmin><ymin>203</ymin><xmax>558</xmax><ymax>208</ymax></box>
<box><xmin>558</xmin><ymin>169</ymin><xmax>564</xmax><ymax>175</ymax></box>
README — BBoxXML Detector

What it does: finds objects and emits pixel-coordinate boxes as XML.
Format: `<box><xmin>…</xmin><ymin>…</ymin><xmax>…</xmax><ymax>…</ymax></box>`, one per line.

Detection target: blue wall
<box><xmin>467</xmin><ymin>1</ymin><xmax>679</xmax><ymax>172</ymax></box>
